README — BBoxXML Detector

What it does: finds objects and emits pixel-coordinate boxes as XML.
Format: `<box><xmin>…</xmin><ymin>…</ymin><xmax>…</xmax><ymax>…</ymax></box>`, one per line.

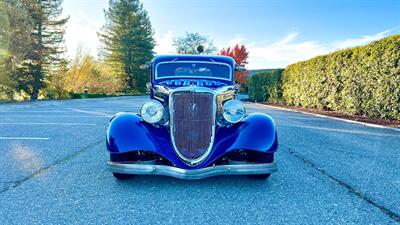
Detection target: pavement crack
<box><xmin>280</xmin><ymin>144</ymin><xmax>400</xmax><ymax>223</ymax></box>
<box><xmin>0</xmin><ymin>139</ymin><xmax>104</xmax><ymax>194</ymax></box>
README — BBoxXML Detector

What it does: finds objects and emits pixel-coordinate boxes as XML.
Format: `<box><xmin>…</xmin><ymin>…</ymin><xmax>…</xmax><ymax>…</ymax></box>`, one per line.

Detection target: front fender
<box><xmin>217</xmin><ymin>113</ymin><xmax>277</xmax><ymax>152</ymax></box>
<box><xmin>106</xmin><ymin>112</ymin><xmax>189</xmax><ymax>168</ymax></box>
<box><xmin>107</xmin><ymin>113</ymin><xmax>172</xmax><ymax>154</ymax></box>
<box><xmin>200</xmin><ymin>113</ymin><xmax>278</xmax><ymax>166</ymax></box>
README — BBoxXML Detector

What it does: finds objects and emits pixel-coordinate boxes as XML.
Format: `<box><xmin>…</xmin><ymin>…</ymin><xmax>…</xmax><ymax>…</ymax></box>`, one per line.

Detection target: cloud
<box><xmin>154</xmin><ymin>30</ymin><xmax>175</xmax><ymax>55</ymax></box>
<box><xmin>228</xmin><ymin>37</ymin><xmax>245</xmax><ymax>47</ymax></box>
<box><xmin>274</xmin><ymin>32</ymin><xmax>299</xmax><ymax>45</ymax></box>
<box><xmin>65</xmin><ymin>11</ymin><xmax>102</xmax><ymax>58</ymax></box>
<box><xmin>244</xmin><ymin>33</ymin><xmax>328</xmax><ymax>69</ymax></box>
<box><xmin>150</xmin><ymin>29</ymin><xmax>397</xmax><ymax>69</ymax></box>
<box><xmin>65</xmin><ymin>20</ymin><xmax>397</xmax><ymax>70</ymax></box>
<box><xmin>66</xmin><ymin>17</ymin><xmax>178</xmax><ymax>58</ymax></box>
<box><xmin>242</xmin><ymin>28</ymin><xmax>398</xmax><ymax>69</ymax></box>
<box><xmin>333</xmin><ymin>29</ymin><xmax>393</xmax><ymax>49</ymax></box>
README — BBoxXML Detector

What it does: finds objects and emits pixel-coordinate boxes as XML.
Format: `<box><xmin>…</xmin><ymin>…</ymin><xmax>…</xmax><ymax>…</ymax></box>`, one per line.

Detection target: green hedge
<box><xmin>248</xmin><ymin>69</ymin><xmax>284</xmax><ymax>102</ymax></box>
<box><xmin>282</xmin><ymin>34</ymin><xmax>400</xmax><ymax>120</ymax></box>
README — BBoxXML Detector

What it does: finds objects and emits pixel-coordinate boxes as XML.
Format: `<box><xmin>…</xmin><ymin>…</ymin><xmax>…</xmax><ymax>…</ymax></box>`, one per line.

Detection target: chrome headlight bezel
<box><xmin>140</xmin><ymin>100</ymin><xmax>164</xmax><ymax>124</ymax></box>
<box><xmin>222</xmin><ymin>99</ymin><xmax>245</xmax><ymax>123</ymax></box>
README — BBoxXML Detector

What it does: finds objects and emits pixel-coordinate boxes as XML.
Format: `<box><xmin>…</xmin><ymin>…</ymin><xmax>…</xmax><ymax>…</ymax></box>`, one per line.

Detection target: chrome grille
<box><xmin>170</xmin><ymin>91</ymin><xmax>215</xmax><ymax>165</ymax></box>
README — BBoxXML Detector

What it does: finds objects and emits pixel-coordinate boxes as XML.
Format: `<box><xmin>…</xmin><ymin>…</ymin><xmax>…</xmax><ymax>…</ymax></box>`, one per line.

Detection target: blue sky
<box><xmin>63</xmin><ymin>0</ymin><xmax>400</xmax><ymax>69</ymax></box>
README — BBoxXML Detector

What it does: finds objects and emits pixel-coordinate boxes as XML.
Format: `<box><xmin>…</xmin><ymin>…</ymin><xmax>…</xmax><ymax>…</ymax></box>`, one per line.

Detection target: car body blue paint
<box><xmin>107</xmin><ymin>112</ymin><xmax>277</xmax><ymax>169</ymax></box>
<box><xmin>106</xmin><ymin>55</ymin><xmax>278</xmax><ymax>170</ymax></box>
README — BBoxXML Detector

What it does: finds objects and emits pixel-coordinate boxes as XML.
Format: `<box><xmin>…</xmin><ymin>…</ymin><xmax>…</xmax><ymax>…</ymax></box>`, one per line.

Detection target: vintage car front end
<box><xmin>106</xmin><ymin>55</ymin><xmax>278</xmax><ymax>180</ymax></box>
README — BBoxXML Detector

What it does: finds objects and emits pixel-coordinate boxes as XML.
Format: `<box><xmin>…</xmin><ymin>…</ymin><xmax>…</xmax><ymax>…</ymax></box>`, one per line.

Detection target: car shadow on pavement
<box><xmin>110</xmin><ymin>175</ymin><xmax>273</xmax><ymax>188</ymax></box>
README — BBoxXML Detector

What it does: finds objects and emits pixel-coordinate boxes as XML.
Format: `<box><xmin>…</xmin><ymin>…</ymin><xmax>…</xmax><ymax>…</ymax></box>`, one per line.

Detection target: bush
<box><xmin>248</xmin><ymin>69</ymin><xmax>284</xmax><ymax>103</ymax></box>
<box><xmin>282</xmin><ymin>34</ymin><xmax>400</xmax><ymax>120</ymax></box>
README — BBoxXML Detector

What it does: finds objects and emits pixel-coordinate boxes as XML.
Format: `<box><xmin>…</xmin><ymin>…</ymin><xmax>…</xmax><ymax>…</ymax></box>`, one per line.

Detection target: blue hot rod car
<box><xmin>106</xmin><ymin>55</ymin><xmax>278</xmax><ymax>180</ymax></box>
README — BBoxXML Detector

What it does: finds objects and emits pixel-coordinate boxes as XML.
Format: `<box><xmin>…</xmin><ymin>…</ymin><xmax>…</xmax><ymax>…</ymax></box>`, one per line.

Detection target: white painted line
<box><xmin>1</xmin><ymin>115</ymin><xmax>107</xmax><ymax>118</ymax></box>
<box><xmin>255</xmin><ymin>103</ymin><xmax>400</xmax><ymax>132</ymax></box>
<box><xmin>0</xmin><ymin>122</ymin><xmax>97</xmax><ymax>126</ymax></box>
<box><xmin>0</xmin><ymin>137</ymin><xmax>50</xmax><ymax>140</ymax></box>
<box><xmin>70</xmin><ymin>108</ymin><xmax>113</xmax><ymax>117</ymax></box>
<box><xmin>0</xmin><ymin>110</ymin><xmax>77</xmax><ymax>113</ymax></box>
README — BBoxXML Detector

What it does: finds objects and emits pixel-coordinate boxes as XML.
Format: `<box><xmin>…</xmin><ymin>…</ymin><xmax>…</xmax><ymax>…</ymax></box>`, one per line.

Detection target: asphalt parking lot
<box><xmin>0</xmin><ymin>96</ymin><xmax>399</xmax><ymax>224</ymax></box>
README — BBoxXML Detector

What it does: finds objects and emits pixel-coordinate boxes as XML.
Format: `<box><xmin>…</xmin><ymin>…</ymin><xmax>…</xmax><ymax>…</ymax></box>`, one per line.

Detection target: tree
<box><xmin>64</xmin><ymin>46</ymin><xmax>124</xmax><ymax>95</ymax></box>
<box><xmin>44</xmin><ymin>58</ymin><xmax>68</xmax><ymax>99</ymax></box>
<box><xmin>0</xmin><ymin>0</ymin><xmax>33</xmax><ymax>100</ymax></box>
<box><xmin>99</xmin><ymin>0</ymin><xmax>155</xmax><ymax>92</ymax></box>
<box><xmin>173</xmin><ymin>32</ymin><xmax>217</xmax><ymax>54</ymax></box>
<box><xmin>13</xmin><ymin>0</ymin><xmax>69</xmax><ymax>100</ymax></box>
<box><xmin>219</xmin><ymin>44</ymin><xmax>249</xmax><ymax>85</ymax></box>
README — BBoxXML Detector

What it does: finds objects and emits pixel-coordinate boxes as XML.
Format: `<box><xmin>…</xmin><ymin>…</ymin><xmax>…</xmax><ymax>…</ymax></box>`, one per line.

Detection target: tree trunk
<box><xmin>127</xmin><ymin>50</ymin><xmax>134</xmax><ymax>89</ymax></box>
<box><xmin>31</xmin><ymin>66</ymin><xmax>41</xmax><ymax>100</ymax></box>
<box><xmin>31</xmin><ymin>87</ymin><xmax>39</xmax><ymax>100</ymax></box>
<box><xmin>126</xmin><ymin>76</ymin><xmax>133</xmax><ymax>89</ymax></box>
<box><xmin>31</xmin><ymin>1</ymin><xmax>43</xmax><ymax>100</ymax></box>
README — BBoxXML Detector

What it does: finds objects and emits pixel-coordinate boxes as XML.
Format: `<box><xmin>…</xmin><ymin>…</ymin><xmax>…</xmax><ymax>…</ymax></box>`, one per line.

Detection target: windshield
<box><xmin>156</xmin><ymin>62</ymin><xmax>231</xmax><ymax>80</ymax></box>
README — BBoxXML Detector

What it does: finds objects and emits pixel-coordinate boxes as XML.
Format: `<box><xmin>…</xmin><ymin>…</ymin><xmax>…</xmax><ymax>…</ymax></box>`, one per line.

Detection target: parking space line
<box><xmin>0</xmin><ymin>137</ymin><xmax>50</xmax><ymax>140</ymax></box>
<box><xmin>0</xmin><ymin>110</ymin><xmax>76</xmax><ymax>113</ymax></box>
<box><xmin>0</xmin><ymin>122</ymin><xmax>97</xmax><ymax>126</ymax></box>
<box><xmin>70</xmin><ymin>108</ymin><xmax>113</xmax><ymax>117</ymax></box>
<box><xmin>1</xmin><ymin>115</ymin><xmax>106</xmax><ymax>118</ymax></box>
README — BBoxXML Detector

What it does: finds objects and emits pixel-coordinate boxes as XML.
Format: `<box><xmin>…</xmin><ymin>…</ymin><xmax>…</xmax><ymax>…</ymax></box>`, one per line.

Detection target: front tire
<box><xmin>110</xmin><ymin>152</ymin><xmax>139</xmax><ymax>180</ymax></box>
<box><xmin>112</xmin><ymin>173</ymin><xmax>134</xmax><ymax>180</ymax></box>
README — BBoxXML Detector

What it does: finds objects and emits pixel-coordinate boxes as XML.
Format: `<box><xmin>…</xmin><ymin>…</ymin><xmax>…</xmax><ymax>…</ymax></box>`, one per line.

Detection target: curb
<box><xmin>254</xmin><ymin>103</ymin><xmax>400</xmax><ymax>132</ymax></box>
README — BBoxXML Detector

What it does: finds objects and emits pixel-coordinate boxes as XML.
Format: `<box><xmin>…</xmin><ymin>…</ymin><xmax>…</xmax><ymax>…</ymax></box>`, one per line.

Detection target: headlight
<box><xmin>140</xmin><ymin>100</ymin><xmax>164</xmax><ymax>124</ymax></box>
<box><xmin>222</xmin><ymin>99</ymin><xmax>245</xmax><ymax>123</ymax></box>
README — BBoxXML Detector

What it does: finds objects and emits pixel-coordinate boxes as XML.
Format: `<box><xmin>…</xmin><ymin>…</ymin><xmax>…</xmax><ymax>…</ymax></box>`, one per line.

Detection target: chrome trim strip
<box><xmin>155</xmin><ymin>61</ymin><xmax>233</xmax><ymax>81</ymax></box>
<box><xmin>107</xmin><ymin>161</ymin><xmax>277</xmax><ymax>180</ymax></box>
<box><xmin>169</xmin><ymin>87</ymin><xmax>217</xmax><ymax>166</ymax></box>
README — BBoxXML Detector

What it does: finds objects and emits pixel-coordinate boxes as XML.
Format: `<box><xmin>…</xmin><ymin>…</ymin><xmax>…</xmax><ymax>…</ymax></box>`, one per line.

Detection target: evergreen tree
<box><xmin>100</xmin><ymin>0</ymin><xmax>155</xmax><ymax>92</ymax></box>
<box><xmin>0</xmin><ymin>0</ymin><xmax>33</xmax><ymax>100</ymax></box>
<box><xmin>17</xmin><ymin>0</ymin><xmax>69</xmax><ymax>100</ymax></box>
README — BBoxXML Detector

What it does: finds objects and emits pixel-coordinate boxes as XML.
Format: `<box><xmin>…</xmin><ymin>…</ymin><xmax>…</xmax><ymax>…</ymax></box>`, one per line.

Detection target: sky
<box><xmin>63</xmin><ymin>0</ymin><xmax>400</xmax><ymax>69</ymax></box>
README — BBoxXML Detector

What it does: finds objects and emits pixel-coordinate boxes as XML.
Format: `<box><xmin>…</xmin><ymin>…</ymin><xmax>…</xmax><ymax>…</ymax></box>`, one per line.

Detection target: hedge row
<box><xmin>248</xmin><ymin>69</ymin><xmax>284</xmax><ymax>103</ymax></box>
<box><xmin>282</xmin><ymin>34</ymin><xmax>400</xmax><ymax>120</ymax></box>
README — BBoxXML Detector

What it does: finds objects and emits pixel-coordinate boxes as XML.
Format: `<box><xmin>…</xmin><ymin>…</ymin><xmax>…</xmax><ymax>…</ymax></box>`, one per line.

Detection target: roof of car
<box><xmin>153</xmin><ymin>55</ymin><xmax>235</xmax><ymax>66</ymax></box>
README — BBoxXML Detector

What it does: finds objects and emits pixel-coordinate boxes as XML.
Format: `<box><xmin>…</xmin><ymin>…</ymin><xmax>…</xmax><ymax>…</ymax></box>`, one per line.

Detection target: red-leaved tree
<box><xmin>219</xmin><ymin>44</ymin><xmax>249</xmax><ymax>85</ymax></box>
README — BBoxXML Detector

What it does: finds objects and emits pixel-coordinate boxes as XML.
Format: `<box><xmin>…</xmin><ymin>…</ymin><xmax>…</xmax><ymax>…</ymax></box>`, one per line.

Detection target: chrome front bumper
<box><xmin>107</xmin><ymin>161</ymin><xmax>278</xmax><ymax>180</ymax></box>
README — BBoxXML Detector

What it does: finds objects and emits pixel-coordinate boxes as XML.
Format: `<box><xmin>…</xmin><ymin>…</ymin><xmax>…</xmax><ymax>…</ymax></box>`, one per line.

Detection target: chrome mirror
<box><xmin>140</xmin><ymin>62</ymin><xmax>151</xmax><ymax>70</ymax></box>
<box><xmin>235</xmin><ymin>64</ymin><xmax>246</xmax><ymax>71</ymax></box>
<box><xmin>146</xmin><ymin>82</ymin><xmax>152</xmax><ymax>94</ymax></box>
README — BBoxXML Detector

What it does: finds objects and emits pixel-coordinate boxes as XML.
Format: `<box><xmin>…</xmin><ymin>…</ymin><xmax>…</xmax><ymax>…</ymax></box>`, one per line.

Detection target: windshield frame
<box><xmin>154</xmin><ymin>61</ymin><xmax>233</xmax><ymax>81</ymax></box>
